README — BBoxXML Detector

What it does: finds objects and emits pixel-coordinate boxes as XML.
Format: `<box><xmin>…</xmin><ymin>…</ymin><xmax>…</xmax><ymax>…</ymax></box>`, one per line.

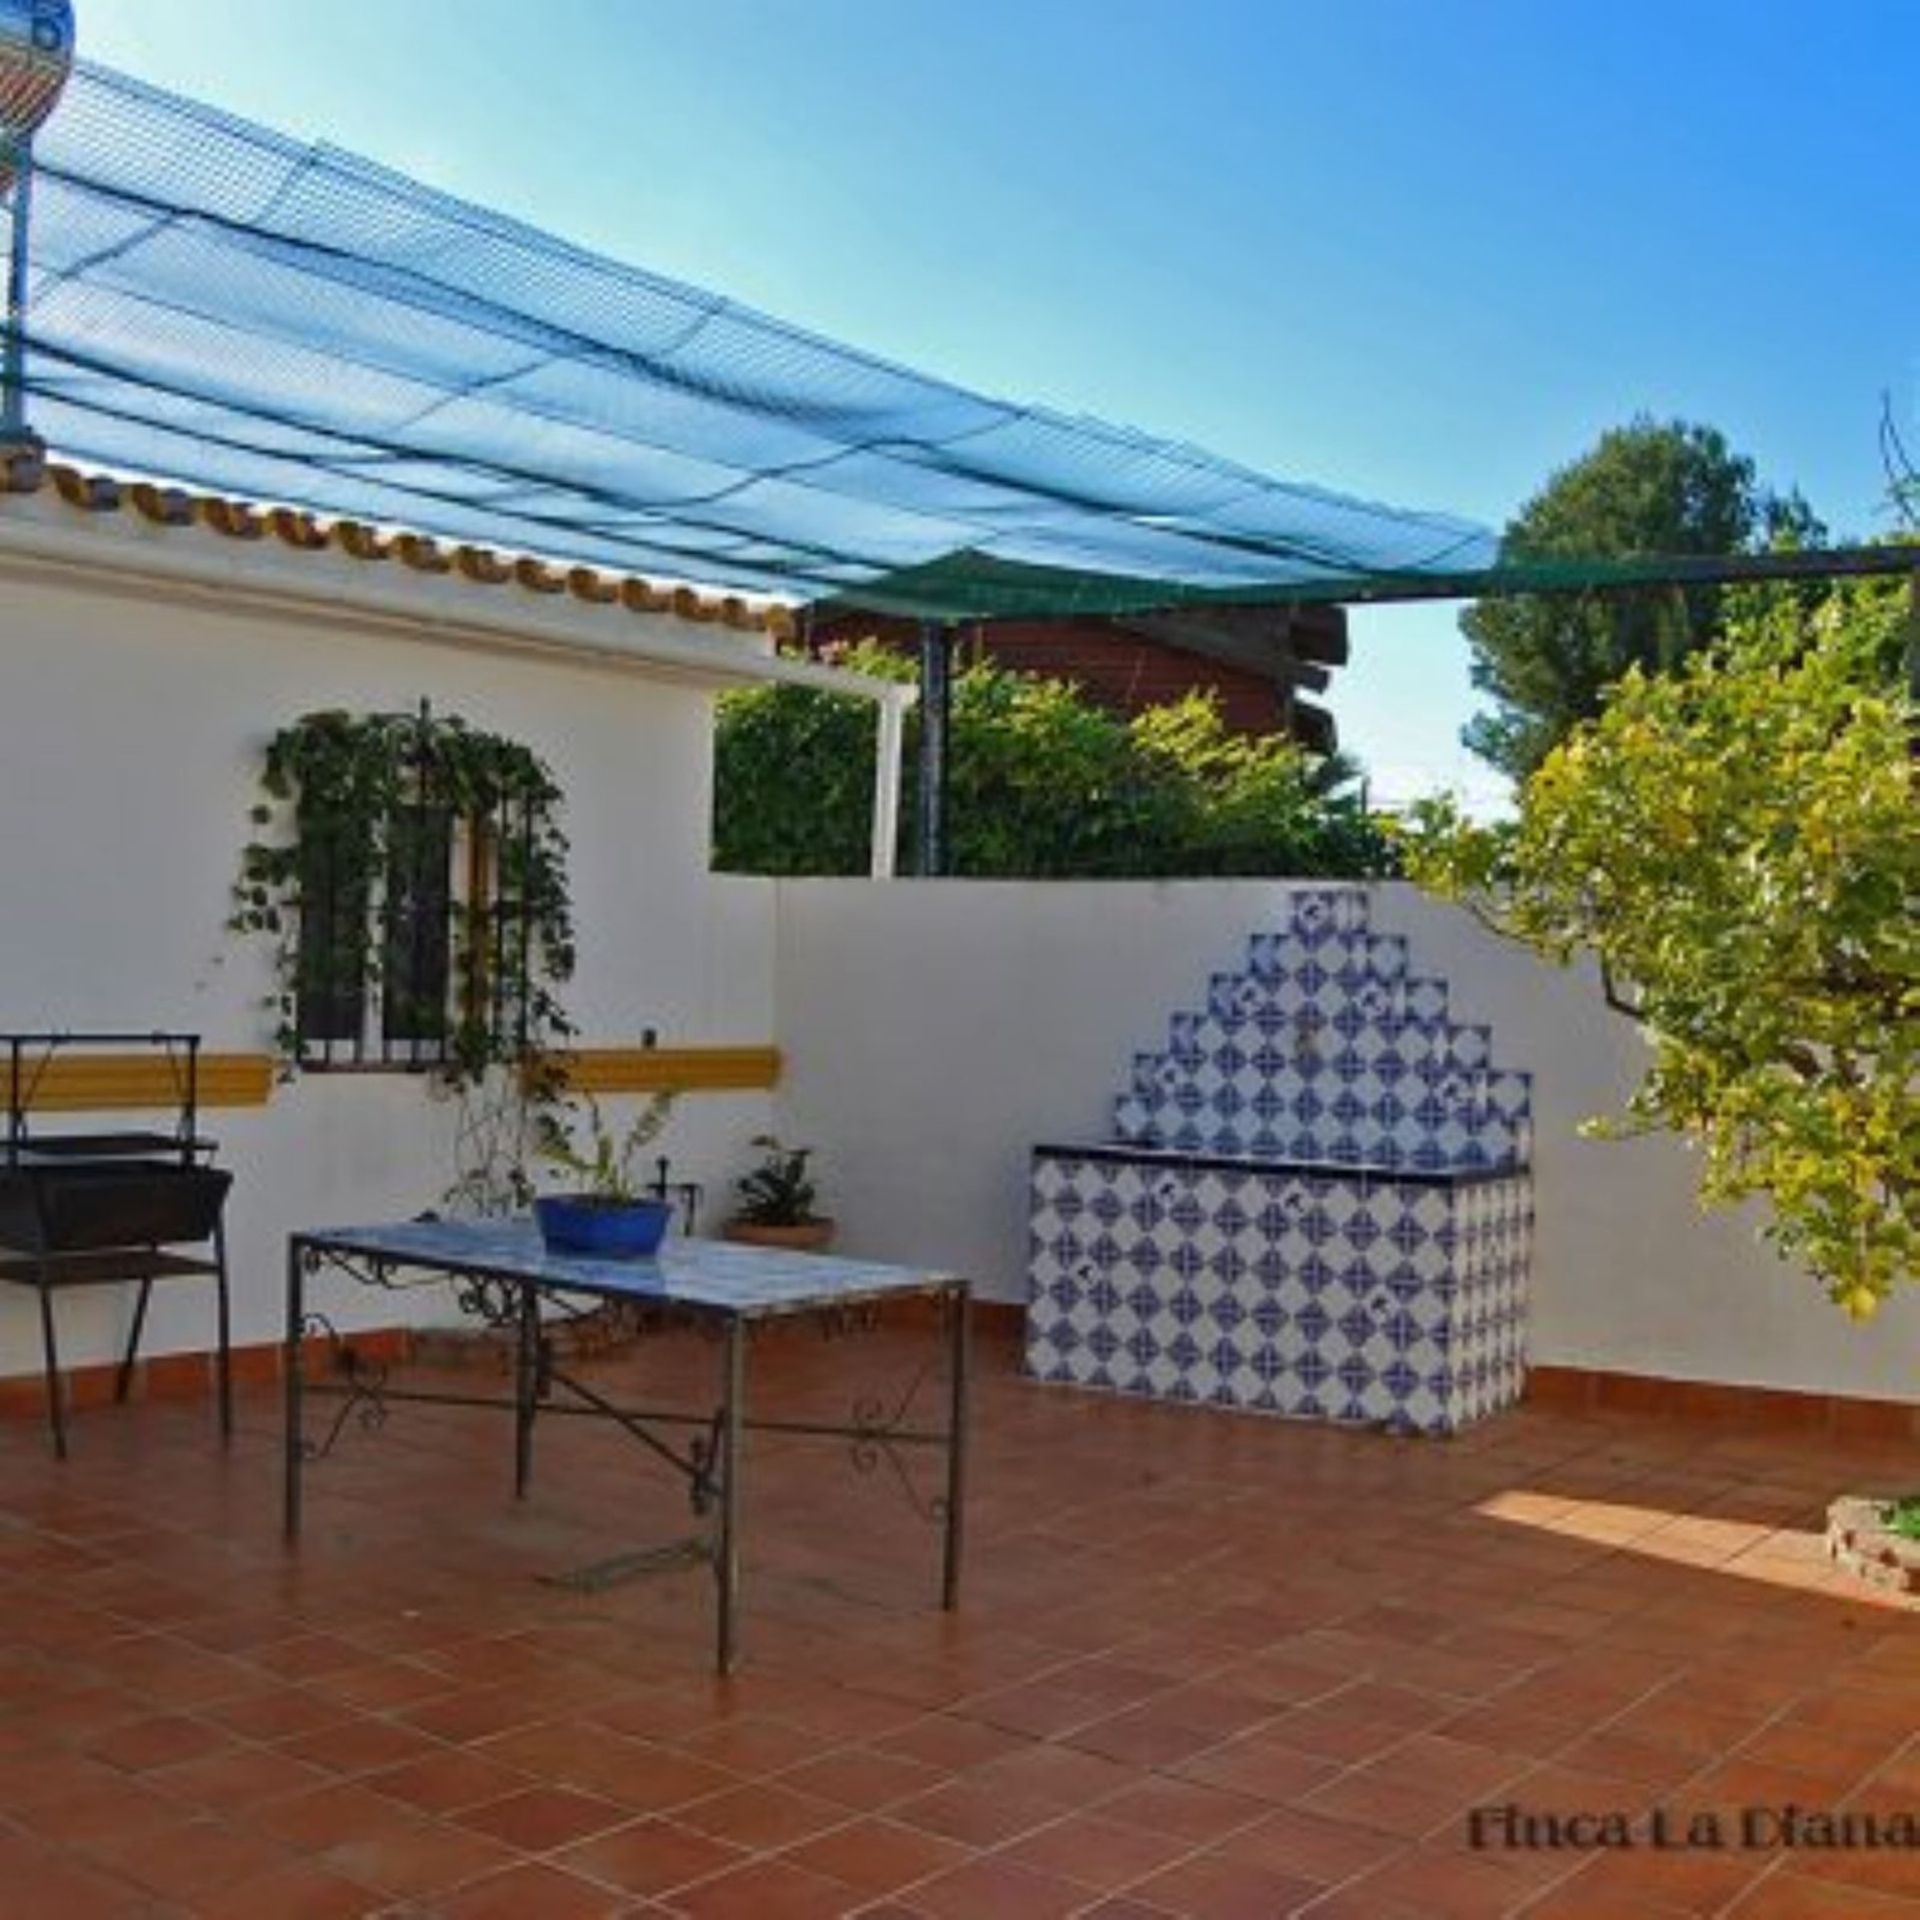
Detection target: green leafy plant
<box><xmin>1459</xmin><ymin>417</ymin><xmax>1824</xmax><ymax>779</ymax></box>
<box><xmin>733</xmin><ymin>1135</ymin><xmax>823</xmax><ymax>1226</ymax></box>
<box><xmin>535</xmin><ymin>1089</ymin><xmax>678</xmax><ymax>1206</ymax></box>
<box><xmin>1892</xmin><ymin>1497</ymin><xmax>1920</xmax><ymax>1545</ymax></box>
<box><xmin>714</xmin><ymin>642</ymin><xmax>1393</xmax><ymax>878</ymax></box>
<box><xmin>232</xmin><ymin>707</ymin><xmax>580</xmax><ymax>1217</ymax></box>
<box><xmin>1399</xmin><ymin>574</ymin><xmax>1917</xmax><ymax>1316</ymax></box>
<box><xmin>232</xmin><ymin>706</ymin><xmax>577</xmax><ymax>1084</ymax></box>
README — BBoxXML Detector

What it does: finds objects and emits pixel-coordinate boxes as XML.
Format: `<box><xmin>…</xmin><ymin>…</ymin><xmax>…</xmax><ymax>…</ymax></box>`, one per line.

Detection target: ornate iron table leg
<box><xmin>943</xmin><ymin>1282</ymin><xmax>970</xmax><ymax>1611</ymax></box>
<box><xmin>716</xmin><ymin>1314</ymin><xmax>746</xmax><ymax>1675</ymax></box>
<box><xmin>514</xmin><ymin>1280</ymin><xmax>539</xmax><ymax>1500</ymax></box>
<box><xmin>283</xmin><ymin>1239</ymin><xmax>305</xmax><ymax>1541</ymax></box>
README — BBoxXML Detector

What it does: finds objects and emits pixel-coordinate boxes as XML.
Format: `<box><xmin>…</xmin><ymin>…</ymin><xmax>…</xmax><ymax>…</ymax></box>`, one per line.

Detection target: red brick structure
<box><xmin>801</xmin><ymin>603</ymin><xmax>1350</xmax><ymax>751</ymax></box>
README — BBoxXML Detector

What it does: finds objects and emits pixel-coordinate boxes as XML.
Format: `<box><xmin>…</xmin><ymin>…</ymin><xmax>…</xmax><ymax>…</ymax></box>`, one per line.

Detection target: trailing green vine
<box><xmin>230</xmin><ymin>706</ymin><xmax>578</xmax><ymax>1093</ymax></box>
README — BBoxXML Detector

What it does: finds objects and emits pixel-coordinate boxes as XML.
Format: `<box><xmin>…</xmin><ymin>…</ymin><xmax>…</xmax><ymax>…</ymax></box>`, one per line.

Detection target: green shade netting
<box><xmin>6</xmin><ymin>61</ymin><xmax>1501</xmax><ymax>619</ymax></box>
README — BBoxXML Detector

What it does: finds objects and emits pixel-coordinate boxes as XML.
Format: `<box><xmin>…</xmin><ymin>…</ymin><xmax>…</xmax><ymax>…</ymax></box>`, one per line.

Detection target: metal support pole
<box><xmin>871</xmin><ymin>691</ymin><xmax>906</xmax><ymax>880</ymax></box>
<box><xmin>2</xmin><ymin>137</ymin><xmax>35</xmax><ymax>449</ymax></box>
<box><xmin>916</xmin><ymin>622</ymin><xmax>953</xmax><ymax>877</ymax></box>
<box><xmin>1907</xmin><ymin>571</ymin><xmax>1919</xmax><ymax>712</ymax></box>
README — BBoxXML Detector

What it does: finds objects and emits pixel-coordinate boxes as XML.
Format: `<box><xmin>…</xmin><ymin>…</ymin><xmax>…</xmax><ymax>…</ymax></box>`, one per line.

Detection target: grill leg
<box><xmin>37</xmin><ymin>1277</ymin><xmax>66</xmax><ymax>1461</ymax></box>
<box><xmin>115</xmin><ymin>1277</ymin><xmax>154</xmax><ymax>1405</ymax></box>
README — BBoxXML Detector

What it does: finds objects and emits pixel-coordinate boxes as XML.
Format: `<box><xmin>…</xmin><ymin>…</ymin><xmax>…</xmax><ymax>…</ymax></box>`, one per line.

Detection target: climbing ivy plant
<box><xmin>232</xmin><ymin>708</ymin><xmax>579</xmax><ymax>1209</ymax></box>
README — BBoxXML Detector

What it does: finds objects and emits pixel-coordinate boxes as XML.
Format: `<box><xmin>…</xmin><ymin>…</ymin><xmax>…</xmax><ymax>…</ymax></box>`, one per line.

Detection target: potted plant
<box><xmin>724</xmin><ymin>1135</ymin><xmax>834</xmax><ymax>1252</ymax></box>
<box><xmin>532</xmin><ymin>1088</ymin><xmax>678</xmax><ymax>1258</ymax></box>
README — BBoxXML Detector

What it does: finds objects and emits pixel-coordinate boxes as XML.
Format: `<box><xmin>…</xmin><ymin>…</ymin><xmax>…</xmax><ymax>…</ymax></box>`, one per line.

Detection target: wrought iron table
<box><xmin>283</xmin><ymin>1220</ymin><xmax>969</xmax><ymax>1673</ymax></box>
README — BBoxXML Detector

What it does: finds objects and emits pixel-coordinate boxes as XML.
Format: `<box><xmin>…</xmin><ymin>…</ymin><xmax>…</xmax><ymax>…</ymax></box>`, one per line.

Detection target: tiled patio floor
<box><xmin>1</xmin><ymin>1317</ymin><xmax>1916</xmax><ymax>1919</ymax></box>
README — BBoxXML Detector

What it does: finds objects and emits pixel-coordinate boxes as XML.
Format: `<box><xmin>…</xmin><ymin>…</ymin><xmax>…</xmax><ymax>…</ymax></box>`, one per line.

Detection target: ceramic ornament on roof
<box><xmin>0</xmin><ymin>0</ymin><xmax>74</xmax><ymax>171</ymax></box>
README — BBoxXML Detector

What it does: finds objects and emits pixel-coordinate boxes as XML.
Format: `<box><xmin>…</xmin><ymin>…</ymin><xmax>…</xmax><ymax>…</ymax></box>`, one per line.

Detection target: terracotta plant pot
<box><xmin>722</xmin><ymin>1217</ymin><xmax>835</xmax><ymax>1254</ymax></box>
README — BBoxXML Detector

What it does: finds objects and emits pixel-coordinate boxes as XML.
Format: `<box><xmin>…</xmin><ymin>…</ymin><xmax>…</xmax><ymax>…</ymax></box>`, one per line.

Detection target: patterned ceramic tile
<box><xmin>1034</xmin><ymin>888</ymin><xmax>1533</xmax><ymax>1434</ymax></box>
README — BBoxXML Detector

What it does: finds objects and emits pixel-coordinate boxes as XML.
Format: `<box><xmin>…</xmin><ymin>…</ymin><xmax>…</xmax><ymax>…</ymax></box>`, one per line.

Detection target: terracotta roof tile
<box><xmin>0</xmin><ymin>453</ymin><xmax>797</xmax><ymax>640</ymax></box>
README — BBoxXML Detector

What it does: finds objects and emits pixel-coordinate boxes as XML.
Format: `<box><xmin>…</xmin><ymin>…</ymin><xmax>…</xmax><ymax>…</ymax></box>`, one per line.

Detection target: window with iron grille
<box><xmin>274</xmin><ymin>707</ymin><xmax>573</xmax><ymax>1073</ymax></box>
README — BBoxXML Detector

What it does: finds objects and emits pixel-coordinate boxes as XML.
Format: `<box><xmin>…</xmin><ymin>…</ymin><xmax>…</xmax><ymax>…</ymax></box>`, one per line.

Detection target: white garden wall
<box><xmin>770</xmin><ymin>879</ymin><xmax>1920</xmax><ymax>1404</ymax></box>
<box><xmin>0</xmin><ymin>547</ymin><xmax>784</xmax><ymax>1377</ymax></box>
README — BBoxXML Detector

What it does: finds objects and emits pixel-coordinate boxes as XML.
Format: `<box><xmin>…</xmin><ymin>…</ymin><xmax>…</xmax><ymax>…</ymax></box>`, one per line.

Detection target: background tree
<box><xmin>1462</xmin><ymin>418</ymin><xmax>1822</xmax><ymax>779</ymax></box>
<box><xmin>713</xmin><ymin>642</ymin><xmax>1392</xmax><ymax>879</ymax></box>
<box><xmin>1403</xmin><ymin>575</ymin><xmax>1916</xmax><ymax>1316</ymax></box>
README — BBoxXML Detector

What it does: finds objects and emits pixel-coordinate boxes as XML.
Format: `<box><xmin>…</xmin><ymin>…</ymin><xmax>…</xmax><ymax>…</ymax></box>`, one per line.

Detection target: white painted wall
<box><xmin>0</xmin><ymin>562</ymin><xmax>780</xmax><ymax>1375</ymax></box>
<box><xmin>771</xmin><ymin>879</ymin><xmax>1920</xmax><ymax>1404</ymax></box>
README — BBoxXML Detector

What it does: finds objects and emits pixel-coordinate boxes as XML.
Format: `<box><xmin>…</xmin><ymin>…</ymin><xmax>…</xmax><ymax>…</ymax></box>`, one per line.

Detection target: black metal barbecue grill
<box><xmin>0</xmin><ymin>1033</ymin><xmax>232</xmax><ymax>1456</ymax></box>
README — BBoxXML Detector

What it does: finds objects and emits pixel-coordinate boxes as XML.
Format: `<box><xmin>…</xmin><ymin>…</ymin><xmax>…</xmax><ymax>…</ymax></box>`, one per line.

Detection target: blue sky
<box><xmin>73</xmin><ymin>0</ymin><xmax>1917</xmax><ymax>808</ymax></box>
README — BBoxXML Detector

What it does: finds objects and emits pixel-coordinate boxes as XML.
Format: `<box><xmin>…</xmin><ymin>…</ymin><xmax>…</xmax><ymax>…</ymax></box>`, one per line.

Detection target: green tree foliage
<box><xmin>713</xmin><ymin>641</ymin><xmax>1392</xmax><ymax>879</ymax></box>
<box><xmin>1462</xmin><ymin>418</ymin><xmax>1822</xmax><ymax>779</ymax></box>
<box><xmin>1402</xmin><ymin>578</ymin><xmax>1918</xmax><ymax>1316</ymax></box>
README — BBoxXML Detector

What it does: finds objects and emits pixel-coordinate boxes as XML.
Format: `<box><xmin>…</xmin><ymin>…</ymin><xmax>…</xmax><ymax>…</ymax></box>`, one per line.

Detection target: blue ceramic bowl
<box><xmin>534</xmin><ymin>1194</ymin><xmax>671</xmax><ymax>1259</ymax></box>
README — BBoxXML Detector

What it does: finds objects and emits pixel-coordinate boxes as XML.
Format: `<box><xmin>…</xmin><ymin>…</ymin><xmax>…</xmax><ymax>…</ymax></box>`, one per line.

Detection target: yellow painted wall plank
<box><xmin>8</xmin><ymin>1053</ymin><xmax>275</xmax><ymax>1112</ymax></box>
<box><xmin>546</xmin><ymin>1045</ymin><xmax>781</xmax><ymax>1094</ymax></box>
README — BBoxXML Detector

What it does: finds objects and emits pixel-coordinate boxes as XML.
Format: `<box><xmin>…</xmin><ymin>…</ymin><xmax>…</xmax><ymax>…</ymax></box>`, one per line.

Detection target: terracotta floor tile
<box><xmin>556</xmin><ymin>1816</ymin><xmax>746</xmax><ymax>1899</ymax></box>
<box><xmin>436</xmin><ymin>1858</ymin><xmax>634</xmax><ymax>1919</ymax></box>
<box><xmin>454</xmin><ymin>1783</ymin><xmax>637</xmax><ymax>1852</ymax></box>
<box><xmin>187</xmin><ymin>1857</ymin><xmax>389</xmax><ymax>1919</ymax></box>
<box><xmin>778</xmin><ymin>1813</ymin><xmax>968</xmax><ymax>1895</ymax></box>
<box><xmin>672</xmin><ymin>1781</ymin><xmax>848</xmax><ymax>1852</ymax></box>
<box><xmin>251</xmin><ymin>1781</ymin><xmax>427</xmax><ymax>1852</ymax></box>
<box><xmin>79</xmin><ymin>1711</ymin><xmax>234</xmax><ymax>1773</ymax></box>
<box><xmin>24</xmin><ymin>1773</ymin><xmax>193</xmax><ymax>1847</ymax></box>
<box><xmin>152</xmin><ymin>1740</ymin><xmax>335</xmax><ymax>1811</ymax></box>
<box><xmin>897</xmin><ymin>1853</ymin><xmax>1089</xmax><ymax>1920</ymax></box>
<box><xmin>279</xmin><ymin>1713</ymin><xmax>446</xmax><ymax>1778</ymax></box>
<box><xmin>875</xmin><ymin>1713</ymin><xmax>1028</xmax><ymax>1773</ymax></box>
<box><xmin>0</xmin><ymin>1341</ymin><xmax>1913</xmax><ymax>1920</ymax></box>
<box><xmin>669</xmin><ymin>1716</ymin><xmax>824</xmax><ymax>1775</ymax></box>
<box><xmin>993</xmin><ymin>1810</ymin><xmax>1193</xmax><ymax>1891</ymax></box>
<box><xmin>1724</xmin><ymin>1867</ymin><xmax>1920</xmax><ymax>1917</ymax></box>
<box><xmin>777</xmin><ymin>1745</ymin><xmax>950</xmax><ymax>1811</ymax></box>
<box><xmin>1128</xmin><ymin>1850</ymin><xmax>1324</xmax><ymax>1918</ymax></box>
<box><xmin>366</xmin><ymin>1744</ymin><xmax>535</xmax><ymax>1815</ymax></box>
<box><xmin>81</xmin><ymin>1814</ymin><xmax>293</xmax><ymax>1900</ymax></box>
<box><xmin>1217</xmin><ymin>1801</ymin><xmax>1402</xmax><ymax>1886</ymax></box>
<box><xmin>1337</xmin><ymin>1843</ymin><xmax>1556</xmax><ymax>1918</ymax></box>
<box><xmin>1064</xmin><ymin>1702</ymin><xmax>1236</xmax><ymax>1769</ymax></box>
<box><xmin>892</xmin><ymin>1777</ymin><xmax>1057</xmax><ymax>1848</ymax></box>
<box><xmin>321</xmin><ymin>1813</ymin><xmax>521</xmax><ymax>1897</ymax></box>
<box><xmin>1559</xmin><ymin>1836</ymin><xmax>1775</xmax><ymax>1913</ymax></box>
<box><xmin>1296</xmin><ymin>1768</ymin><xmax>1468</xmax><ymax>1843</ymax></box>
<box><xmin>1092</xmin><ymin>1774</ymin><xmax>1269</xmax><ymax>1845</ymax></box>
<box><xmin>969</xmin><ymin>1739</ymin><xmax>1137</xmax><ymax>1810</ymax></box>
<box><xmin>203</xmin><ymin>1685</ymin><xmax>354</xmax><ymax>1744</ymax></box>
<box><xmin>1169</xmin><ymin>1731</ymin><xmax>1342</xmax><ymax>1803</ymax></box>
<box><xmin>0</xmin><ymin>1836</ymin><xmax>149</xmax><ymax>1920</ymax></box>
<box><xmin>661</xmin><ymin>1855</ymin><xmax>860</xmax><ymax>1919</ymax></box>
